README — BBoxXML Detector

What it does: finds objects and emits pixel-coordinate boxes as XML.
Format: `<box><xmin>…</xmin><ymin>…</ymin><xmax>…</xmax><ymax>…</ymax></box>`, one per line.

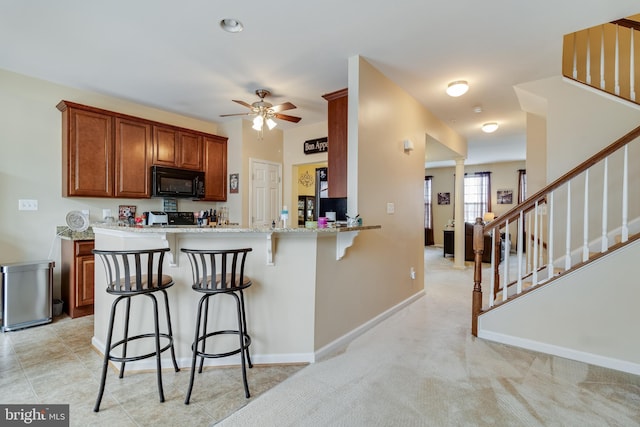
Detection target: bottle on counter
<box><xmin>281</xmin><ymin>206</ymin><xmax>289</xmax><ymax>228</ymax></box>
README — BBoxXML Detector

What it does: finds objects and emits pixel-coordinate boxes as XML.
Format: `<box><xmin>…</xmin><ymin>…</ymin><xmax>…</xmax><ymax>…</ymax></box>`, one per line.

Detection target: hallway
<box><xmin>218</xmin><ymin>246</ymin><xmax>640</xmax><ymax>426</ymax></box>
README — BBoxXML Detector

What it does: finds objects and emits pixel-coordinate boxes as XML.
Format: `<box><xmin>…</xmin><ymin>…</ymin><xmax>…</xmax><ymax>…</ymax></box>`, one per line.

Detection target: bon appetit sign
<box><xmin>304</xmin><ymin>137</ymin><xmax>328</xmax><ymax>155</ymax></box>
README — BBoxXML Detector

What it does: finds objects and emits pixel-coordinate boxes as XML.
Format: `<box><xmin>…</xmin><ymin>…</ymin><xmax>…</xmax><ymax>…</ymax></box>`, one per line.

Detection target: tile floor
<box><xmin>0</xmin><ymin>314</ymin><xmax>304</xmax><ymax>426</ymax></box>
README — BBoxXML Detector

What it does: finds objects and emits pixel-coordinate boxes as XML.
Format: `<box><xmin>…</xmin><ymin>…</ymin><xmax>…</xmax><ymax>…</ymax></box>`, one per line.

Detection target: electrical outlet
<box><xmin>386</xmin><ymin>202</ymin><xmax>395</xmax><ymax>214</ymax></box>
<box><xmin>18</xmin><ymin>199</ymin><xmax>38</xmax><ymax>211</ymax></box>
<box><xmin>410</xmin><ymin>267</ymin><xmax>416</xmax><ymax>280</ymax></box>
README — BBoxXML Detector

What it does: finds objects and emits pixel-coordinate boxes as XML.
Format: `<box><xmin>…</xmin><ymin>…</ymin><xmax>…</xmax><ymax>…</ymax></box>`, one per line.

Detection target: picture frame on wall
<box><xmin>229</xmin><ymin>173</ymin><xmax>239</xmax><ymax>194</ymax></box>
<box><xmin>497</xmin><ymin>189</ymin><xmax>513</xmax><ymax>204</ymax></box>
<box><xmin>437</xmin><ymin>192</ymin><xmax>451</xmax><ymax>205</ymax></box>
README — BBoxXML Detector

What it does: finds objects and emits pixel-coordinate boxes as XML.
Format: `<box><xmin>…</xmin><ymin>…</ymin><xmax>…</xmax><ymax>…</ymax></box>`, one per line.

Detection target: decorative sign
<box><xmin>304</xmin><ymin>137</ymin><xmax>328</xmax><ymax>154</ymax></box>
<box><xmin>298</xmin><ymin>170</ymin><xmax>314</xmax><ymax>188</ymax></box>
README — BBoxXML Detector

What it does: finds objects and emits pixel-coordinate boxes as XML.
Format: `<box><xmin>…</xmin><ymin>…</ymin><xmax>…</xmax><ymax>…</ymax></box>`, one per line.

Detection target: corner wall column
<box><xmin>454</xmin><ymin>158</ymin><xmax>466</xmax><ymax>269</ymax></box>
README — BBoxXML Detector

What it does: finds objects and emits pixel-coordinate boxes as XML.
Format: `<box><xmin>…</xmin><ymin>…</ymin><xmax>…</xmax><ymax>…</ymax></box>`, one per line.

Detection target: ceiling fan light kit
<box><xmin>446</xmin><ymin>80</ymin><xmax>469</xmax><ymax>97</ymax></box>
<box><xmin>221</xmin><ymin>89</ymin><xmax>301</xmax><ymax>137</ymax></box>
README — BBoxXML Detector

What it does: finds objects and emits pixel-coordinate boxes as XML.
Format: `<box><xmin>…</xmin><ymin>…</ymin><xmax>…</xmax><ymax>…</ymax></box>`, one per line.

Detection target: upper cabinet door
<box><xmin>115</xmin><ymin>118</ymin><xmax>152</xmax><ymax>198</ymax></box>
<box><xmin>152</xmin><ymin>126</ymin><xmax>203</xmax><ymax>170</ymax></box>
<box><xmin>178</xmin><ymin>131</ymin><xmax>203</xmax><ymax>170</ymax></box>
<box><xmin>152</xmin><ymin>125</ymin><xmax>179</xmax><ymax>167</ymax></box>
<box><xmin>203</xmin><ymin>135</ymin><xmax>227</xmax><ymax>201</ymax></box>
<box><xmin>60</xmin><ymin>103</ymin><xmax>114</xmax><ymax>197</ymax></box>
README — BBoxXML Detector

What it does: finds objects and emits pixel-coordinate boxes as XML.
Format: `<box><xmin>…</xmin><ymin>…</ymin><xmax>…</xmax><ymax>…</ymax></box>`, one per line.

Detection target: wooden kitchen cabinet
<box><xmin>202</xmin><ymin>135</ymin><xmax>228</xmax><ymax>201</ymax></box>
<box><xmin>59</xmin><ymin>102</ymin><xmax>114</xmax><ymax>197</ymax></box>
<box><xmin>115</xmin><ymin>117</ymin><xmax>152</xmax><ymax>198</ymax></box>
<box><xmin>152</xmin><ymin>125</ymin><xmax>203</xmax><ymax>170</ymax></box>
<box><xmin>61</xmin><ymin>239</ymin><xmax>95</xmax><ymax>318</ymax></box>
<box><xmin>58</xmin><ymin>100</ymin><xmax>227</xmax><ymax>200</ymax></box>
<box><xmin>322</xmin><ymin>88</ymin><xmax>348</xmax><ymax>198</ymax></box>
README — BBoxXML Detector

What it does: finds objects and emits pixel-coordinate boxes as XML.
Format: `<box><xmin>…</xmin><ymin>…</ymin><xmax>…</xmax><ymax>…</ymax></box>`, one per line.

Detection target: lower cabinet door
<box><xmin>75</xmin><ymin>254</ymin><xmax>95</xmax><ymax>309</ymax></box>
<box><xmin>61</xmin><ymin>239</ymin><xmax>94</xmax><ymax>318</ymax></box>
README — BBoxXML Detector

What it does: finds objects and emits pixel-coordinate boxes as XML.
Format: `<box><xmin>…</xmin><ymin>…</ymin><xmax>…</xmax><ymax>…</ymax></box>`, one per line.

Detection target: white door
<box><xmin>250</xmin><ymin>159</ymin><xmax>281</xmax><ymax>227</ymax></box>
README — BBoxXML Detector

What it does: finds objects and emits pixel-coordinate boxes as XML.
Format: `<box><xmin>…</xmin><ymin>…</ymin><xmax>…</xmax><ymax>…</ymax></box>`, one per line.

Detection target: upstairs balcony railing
<box><xmin>563</xmin><ymin>14</ymin><xmax>640</xmax><ymax>104</ymax></box>
<box><xmin>471</xmin><ymin>125</ymin><xmax>640</xmax><ymax>336</ymax></box>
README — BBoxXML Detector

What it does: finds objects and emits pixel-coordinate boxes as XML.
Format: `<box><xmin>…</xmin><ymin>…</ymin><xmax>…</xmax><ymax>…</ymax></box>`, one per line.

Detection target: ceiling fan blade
<box><xmin>275</xmin><ymin>113</ymin><xmax>301</xmax><ymax>123</ymax></box>
<box><xmin>270</xmin><ymin>102</ymin><xmax>297</xmax><ymax>113</ymax></box>
<box><xmin>232</xmin><ymin>99</ymin><xmax>253</xmax><ymax>109</ymax></box>
<box><xmin>220</xmin><ymin>112</ymin><xmax>252</xmax><ymax>117</ymax></box>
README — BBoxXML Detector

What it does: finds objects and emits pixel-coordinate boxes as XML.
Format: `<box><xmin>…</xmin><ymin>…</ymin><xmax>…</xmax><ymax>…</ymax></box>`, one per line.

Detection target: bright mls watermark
<box><xmin>0</xmin><ymin>405</ymin><xmax>68</xmax><ymax>426</ymax></box>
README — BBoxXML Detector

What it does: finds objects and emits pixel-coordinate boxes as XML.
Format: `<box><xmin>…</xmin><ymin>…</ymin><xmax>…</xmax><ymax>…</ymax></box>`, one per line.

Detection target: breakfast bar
<box><xmin>91</xmin><ymin>224</ymin><xmax>383</xmax><ymax>371</ymax></box>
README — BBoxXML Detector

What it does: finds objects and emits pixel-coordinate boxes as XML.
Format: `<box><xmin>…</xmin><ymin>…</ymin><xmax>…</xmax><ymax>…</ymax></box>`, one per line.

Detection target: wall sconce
<box><xmin>403</xmin><ymin>139</ymin><xmax>414</xmax><ymax>152</ymax></box>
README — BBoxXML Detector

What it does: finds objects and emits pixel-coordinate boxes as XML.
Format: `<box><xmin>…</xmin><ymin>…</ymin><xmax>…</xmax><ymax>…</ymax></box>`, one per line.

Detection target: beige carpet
<box><xmin>216</xmin><ymin>247</ymin><xmax>640</xmax><ymax>426</ymax></box>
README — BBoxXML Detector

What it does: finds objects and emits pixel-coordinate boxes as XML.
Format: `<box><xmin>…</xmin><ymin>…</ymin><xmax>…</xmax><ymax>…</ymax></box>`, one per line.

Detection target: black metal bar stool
<box><xmin>92</xmin><ymin>247</ymin><xmax>180</xmax><ymax>412</ymax></box>
<box><xmin>181</xmin><ymin>247</ymin><xmax>253</xmax><ymax>404</ymax></box>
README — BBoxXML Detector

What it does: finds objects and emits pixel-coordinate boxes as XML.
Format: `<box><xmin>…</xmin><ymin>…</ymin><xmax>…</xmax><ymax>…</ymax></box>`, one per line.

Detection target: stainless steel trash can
<box><xmin>0</xmin><ymin>260</ymin><xmax>54</xmax><ymax>332</ymax></box>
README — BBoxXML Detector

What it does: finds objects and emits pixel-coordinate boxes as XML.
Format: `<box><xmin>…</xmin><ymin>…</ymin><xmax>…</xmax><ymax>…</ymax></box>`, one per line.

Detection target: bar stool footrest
<box><xmin>109</xmin><ymin>333</ymin><xmax>175</xmax><ymax>363</ymax></box>
<box><xmin>192</xmin><ymin>330</ymin><xmax>251</xmax><ymax>359</ymax></box>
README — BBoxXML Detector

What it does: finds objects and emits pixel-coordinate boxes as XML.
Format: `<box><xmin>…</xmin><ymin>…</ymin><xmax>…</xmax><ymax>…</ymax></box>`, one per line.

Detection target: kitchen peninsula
<box><xmin>91</xmin><ymin>223</ymin><xmax>387</xmax><ymax>371</ymax></box>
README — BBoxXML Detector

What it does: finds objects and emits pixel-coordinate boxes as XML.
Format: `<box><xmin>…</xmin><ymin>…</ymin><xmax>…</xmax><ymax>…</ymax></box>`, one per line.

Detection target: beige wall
<box><xmin>283</xmin><ymin>121</ymin><xmax>329</xmax><ymax>227</ymax></box>
<box><xmin>0</xmin><ymin>68</ymin><xmax>236</xmax><ymax>298</ymax></box>
<box><xmin>1</xmin><ymin>62</ymin><xmax>465</xmax><ymax>353</ymax></box>
<box><xmin>427</xmin><ymin>160</ymin><xmax>526</xmax><ymax>245</ymax></box>
<box><xmin>311</xmin><ymin>56</ymin><xmax>466</xmax><ymax>348</ymax></box>
<box><xmin>236</xmin><ymin>120</ymin><xmax>284</xmax><ymax>227</ymax></box>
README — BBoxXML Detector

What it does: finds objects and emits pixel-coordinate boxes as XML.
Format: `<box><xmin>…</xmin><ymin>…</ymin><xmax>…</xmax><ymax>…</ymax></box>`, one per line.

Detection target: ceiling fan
<box><xmin>220</xmin><ymin>89</ymin><xmax>301</xmax><ymax>133</ymax></box>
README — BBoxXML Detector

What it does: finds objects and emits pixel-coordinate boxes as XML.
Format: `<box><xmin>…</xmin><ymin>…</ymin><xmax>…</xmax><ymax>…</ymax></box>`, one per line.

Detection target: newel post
<box><xmin>471</xmin><ymin>217</ymin><xmax>484</xmax><ymax>336</ymax></box>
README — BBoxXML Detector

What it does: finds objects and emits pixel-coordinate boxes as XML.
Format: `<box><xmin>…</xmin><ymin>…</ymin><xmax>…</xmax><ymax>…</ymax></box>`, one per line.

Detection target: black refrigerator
<box><xmin>315</xmin><ymin>167</ymin><xmax>347</xmax><ymax>221</ymax></box>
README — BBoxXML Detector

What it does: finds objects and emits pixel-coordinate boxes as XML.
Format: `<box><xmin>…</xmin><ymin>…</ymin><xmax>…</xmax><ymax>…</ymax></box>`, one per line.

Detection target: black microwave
<box><xmin>151</xmin><ymin>165</ymin><xmax>205</xmax><ymax>199</ymax></box>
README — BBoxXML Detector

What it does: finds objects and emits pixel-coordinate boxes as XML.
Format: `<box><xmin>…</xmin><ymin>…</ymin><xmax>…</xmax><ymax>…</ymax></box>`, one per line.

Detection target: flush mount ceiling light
<box><xmin>482</xmin><ymin>122</ymin><xmax>499</xmax><ymax>133</ymax></box>
<box><xmin>446</xmin><ymin>80</ymin><xmax>469</xmax><ymax>97</ymax></box>
<box><xmin>220</xmin><ymin>18</ymin><xmax>243</xmax><ymax>33</ymax></box>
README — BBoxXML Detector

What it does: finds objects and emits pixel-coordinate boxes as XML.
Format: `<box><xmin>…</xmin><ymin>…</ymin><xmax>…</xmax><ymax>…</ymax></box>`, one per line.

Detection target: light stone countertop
<box><xmin>56</xmin><ymin>226</ymin><xmax>95</xmax><ymax>240</ymax></box>
<box><xmin>90</xmin><ymin>223</ymin><xmax>381</xmax><ymax>234</ymax></box>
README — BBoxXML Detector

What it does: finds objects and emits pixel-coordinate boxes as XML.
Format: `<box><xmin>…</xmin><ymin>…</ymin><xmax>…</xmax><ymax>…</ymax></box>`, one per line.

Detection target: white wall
<box><xmin>479</xmin><ymin>76</ymin><xmax>640</xmax><ymax>373</ymax></box>
<box><xmin>525</xmin><ymin>113</ymin><xmax>547</xmax><ymax>195</ymax></box>
<box><xmin>479</xmin><ymin>239</ymin><xmax>640</xmax><ymax>374</ymax></box>
<box><xmin>518</xmin><ymin>76</ymin><xmax>640</xmax><ymax>182</ymax></box>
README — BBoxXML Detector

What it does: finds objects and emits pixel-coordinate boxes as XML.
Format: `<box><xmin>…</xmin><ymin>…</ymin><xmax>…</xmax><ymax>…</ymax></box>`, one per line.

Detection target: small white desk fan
<box><xmin>65</xmin><ymin>210</ymin><xmax>89</xmax><ymax>232</ymax></box>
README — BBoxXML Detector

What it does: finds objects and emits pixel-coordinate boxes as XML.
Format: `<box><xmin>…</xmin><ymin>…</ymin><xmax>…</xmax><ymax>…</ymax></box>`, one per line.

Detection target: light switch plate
<box><xmin>18</xmin><ymin>199</ymin><xmax>38</xmax><ymax>211</ymax></box>
<box><xmin>386</xmin><ymin>202</ymin><xmax>395</xmax><ymax>214</ymax></box>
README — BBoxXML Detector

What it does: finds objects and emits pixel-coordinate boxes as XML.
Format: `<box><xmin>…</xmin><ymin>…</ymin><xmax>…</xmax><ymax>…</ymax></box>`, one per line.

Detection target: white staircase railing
<box><xmin>471</xmin><ymin>125</ymin><xmax>640</xmax><ymax>336</ymax></box>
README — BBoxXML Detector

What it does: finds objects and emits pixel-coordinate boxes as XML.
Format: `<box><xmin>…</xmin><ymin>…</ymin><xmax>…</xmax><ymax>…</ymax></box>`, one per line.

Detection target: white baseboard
<box><xmin>91</xmin><ymin>336</ymin><xmax>314</xmax><ymax>371</ymax></box>
<box><xmin>313</xmin><ymin>290</ymin><xmax>426</xmax><ymax>362</ymax></box>
<box><xmin>478</xmin><ymin>330</ymin><xmax>640</xmax><ymax>376</ymax></box>
<box><xmin>91</xmin><ymin>291</ymin><xmax>426</xmax><ymax>371</ymax></box>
